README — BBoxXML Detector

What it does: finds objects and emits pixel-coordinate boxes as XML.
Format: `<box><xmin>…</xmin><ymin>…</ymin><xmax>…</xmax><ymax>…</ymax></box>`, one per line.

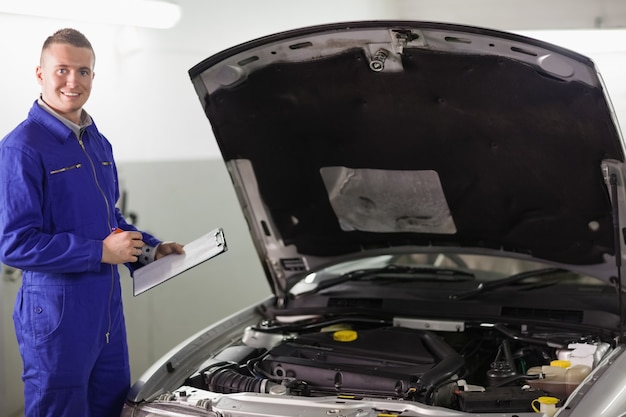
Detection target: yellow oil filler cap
<box><xmin>333</xmin><ymin>330</ymin><xmax>358</xmax><ymax>342</ymax></box>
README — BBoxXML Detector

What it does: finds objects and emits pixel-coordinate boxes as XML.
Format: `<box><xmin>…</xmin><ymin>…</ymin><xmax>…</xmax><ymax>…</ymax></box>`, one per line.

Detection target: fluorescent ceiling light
<box><xmin>0</xmin><ymin>0</ymin><xmax>181</xmax><ymax>29</ymax></box>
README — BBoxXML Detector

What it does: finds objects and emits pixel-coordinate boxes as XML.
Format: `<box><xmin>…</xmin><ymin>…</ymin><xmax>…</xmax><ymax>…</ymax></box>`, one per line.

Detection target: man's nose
<box><xmin>65</xmin><ymin>71</ymin><xmax>78</xmax><ymax>86</ymax></box>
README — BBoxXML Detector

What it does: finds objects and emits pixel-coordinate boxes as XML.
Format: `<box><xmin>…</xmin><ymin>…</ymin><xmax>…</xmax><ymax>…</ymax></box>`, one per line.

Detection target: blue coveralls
<box><xmin>0</xmin><ymin>101</ymin><xmax>160</xmax><ymax>417</ymax></box>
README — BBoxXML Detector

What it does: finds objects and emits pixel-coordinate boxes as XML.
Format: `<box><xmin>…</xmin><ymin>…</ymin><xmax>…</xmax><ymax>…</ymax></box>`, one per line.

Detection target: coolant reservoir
<box><xmin>526</xmin><ymin>360</ymin><xmax>591</xmax><ymax>399</ymax></box>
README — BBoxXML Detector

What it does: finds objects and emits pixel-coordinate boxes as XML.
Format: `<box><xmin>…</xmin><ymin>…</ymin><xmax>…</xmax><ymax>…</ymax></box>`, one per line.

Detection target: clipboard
<box><xmin>132</xmin><ymin>228</ymin><xmax>228</xmax><ymax>296</ymax></box>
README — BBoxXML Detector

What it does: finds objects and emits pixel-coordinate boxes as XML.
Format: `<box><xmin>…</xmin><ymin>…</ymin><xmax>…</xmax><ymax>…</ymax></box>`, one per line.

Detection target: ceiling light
<box><xmin>0</xmin><ymin>0</ymin><xmax>181</xmax><ymax>29</ymax></box>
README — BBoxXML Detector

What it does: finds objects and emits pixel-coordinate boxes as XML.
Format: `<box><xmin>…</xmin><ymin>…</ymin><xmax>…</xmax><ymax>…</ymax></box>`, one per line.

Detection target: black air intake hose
<box><xmin>416</xmin><ymin>332</ymin><xmax>465</xmax><ymax>404</ymax></box>
<box><xmin>205</xmin><ymin>362</ymin><xmax>277</xmax><ymax>394</ymax></box>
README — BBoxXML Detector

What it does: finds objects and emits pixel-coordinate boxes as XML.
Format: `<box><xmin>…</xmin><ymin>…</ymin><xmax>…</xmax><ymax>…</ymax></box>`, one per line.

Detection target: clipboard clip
<box><xmin>215</xmin><ymin>229</ymin><xmax>226</xmax><ymax>247</ymax></box>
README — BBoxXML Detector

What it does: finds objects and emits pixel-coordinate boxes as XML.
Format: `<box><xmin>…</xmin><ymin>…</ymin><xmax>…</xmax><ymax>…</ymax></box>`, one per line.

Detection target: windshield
<box><xmin>290</xmin><ymin>252</ymin><xmax>606</xmax><ymax>296</ymax></box>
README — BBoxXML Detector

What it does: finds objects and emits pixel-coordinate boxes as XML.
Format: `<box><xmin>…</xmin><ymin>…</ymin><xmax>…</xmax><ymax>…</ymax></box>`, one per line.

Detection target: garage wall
<box><xmin>0</xmin><ymin>267</ymin><xmax>23</xmax><ymax>417</ymax></box>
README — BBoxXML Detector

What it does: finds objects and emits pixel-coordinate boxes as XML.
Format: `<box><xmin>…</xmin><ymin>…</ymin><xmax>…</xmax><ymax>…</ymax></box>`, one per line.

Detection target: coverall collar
<box><xmin>35</xmin><ymin>97</ymin><xmax>94</xmax><ymax>142</ymax></box>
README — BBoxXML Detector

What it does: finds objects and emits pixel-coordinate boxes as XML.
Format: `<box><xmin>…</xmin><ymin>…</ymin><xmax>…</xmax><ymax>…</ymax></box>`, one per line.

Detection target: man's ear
<box><xmin>35</xmin><ymin>66</ymin><xmax>43</xmax><ymax>85</ymax></box>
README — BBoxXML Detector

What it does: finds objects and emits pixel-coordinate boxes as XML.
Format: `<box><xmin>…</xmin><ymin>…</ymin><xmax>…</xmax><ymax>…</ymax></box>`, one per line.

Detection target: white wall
<box><xmin>0</xmin><ymin>266</ymin><xmax>22</xmax><ymax>417</ymax></box>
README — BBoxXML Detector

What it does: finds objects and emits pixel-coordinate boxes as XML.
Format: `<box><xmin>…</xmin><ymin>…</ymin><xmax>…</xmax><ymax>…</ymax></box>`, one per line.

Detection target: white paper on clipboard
<box><xmin>132</xmin><ymin>228</ymin><xmax>227</xmax><ymax>296</ymax></box>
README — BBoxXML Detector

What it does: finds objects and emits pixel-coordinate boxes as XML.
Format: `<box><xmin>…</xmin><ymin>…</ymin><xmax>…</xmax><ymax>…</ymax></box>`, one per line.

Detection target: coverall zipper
<box><xmin>77</xmin><ymin>132</ymin><xmax>115</xmax><ymax>344</ymax></box>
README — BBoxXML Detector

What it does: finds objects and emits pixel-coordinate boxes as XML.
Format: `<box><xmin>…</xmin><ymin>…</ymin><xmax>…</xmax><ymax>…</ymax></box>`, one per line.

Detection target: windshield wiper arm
<box><xmin>301</xmin><ymin>264</ymin><xmax>475</xmax><ymax>295</ymax></box>
<box><xmin>449</xmin><ymin>267</ymin><xmax>565</xmax><ymax>300</ymax></box>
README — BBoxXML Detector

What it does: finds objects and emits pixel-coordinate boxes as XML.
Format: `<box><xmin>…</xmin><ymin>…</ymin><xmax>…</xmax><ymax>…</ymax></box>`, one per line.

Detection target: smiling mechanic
<box><xmin>0</xmin><ymin>28</ymin><xmax>185</xmax><ymax>417</ymax></box>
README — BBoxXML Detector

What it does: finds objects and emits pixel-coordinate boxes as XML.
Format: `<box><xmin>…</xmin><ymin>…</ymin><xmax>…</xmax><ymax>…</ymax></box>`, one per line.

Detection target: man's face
<box><xmin>36</xmin><ymin>43</ymin><xmax>95</xmax><ymax>124</ymax></box>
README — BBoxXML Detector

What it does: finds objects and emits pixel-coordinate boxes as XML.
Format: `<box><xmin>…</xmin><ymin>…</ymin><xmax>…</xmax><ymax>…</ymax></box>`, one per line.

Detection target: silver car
<box><xmin>121</xmin><ymin>21</ymin><xmax>626</xmax><ymax>417</ymax></box>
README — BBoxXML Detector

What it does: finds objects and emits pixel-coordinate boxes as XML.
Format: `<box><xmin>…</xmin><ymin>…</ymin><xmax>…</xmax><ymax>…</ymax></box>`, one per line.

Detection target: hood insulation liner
<box><xmin>204</xmin><ymin>47</ymin><xmax>623</xmax><ymax>265</ymax></box>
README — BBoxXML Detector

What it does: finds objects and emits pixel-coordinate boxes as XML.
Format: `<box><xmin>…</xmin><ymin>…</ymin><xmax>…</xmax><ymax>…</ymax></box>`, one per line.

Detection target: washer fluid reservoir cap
<box><xmin>550</xmin><ymin>360</ymin><xmax>571</xmax><ymax>368</ymax></box>
<box><xmin>333</xmin><ymin>330</ymin><xmax>358</xmax><ymax>342</ymax></box>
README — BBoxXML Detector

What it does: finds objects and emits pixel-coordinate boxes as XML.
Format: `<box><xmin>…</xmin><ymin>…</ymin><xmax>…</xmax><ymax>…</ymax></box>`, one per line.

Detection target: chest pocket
<box><xmin>50</xmin><ymin>163</ymin><xmax>82</xmax><ymax>175</ymax></box>
<box><xmin>47</xmin><ymin>160</ymin><xmax>112</xmax><ymax>234</ymax></box>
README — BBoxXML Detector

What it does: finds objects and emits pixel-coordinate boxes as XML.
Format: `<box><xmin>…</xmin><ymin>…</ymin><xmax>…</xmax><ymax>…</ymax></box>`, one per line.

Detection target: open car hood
<box><xmin>189</xmin><ymin>21</ymin><xmax>626</xmax><ymax>297</ymax></box>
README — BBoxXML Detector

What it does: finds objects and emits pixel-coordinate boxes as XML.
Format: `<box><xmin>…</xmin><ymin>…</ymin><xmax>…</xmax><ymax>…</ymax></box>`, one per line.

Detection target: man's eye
<box><xmin>80</xmin><ymin>70</ymin><xmax>90</xmax><ymax>76</ymax></box>
<box><xmin>58</xmin><ymin>69</ymin><xmax>67</xmax><ymax>74</ymax></box>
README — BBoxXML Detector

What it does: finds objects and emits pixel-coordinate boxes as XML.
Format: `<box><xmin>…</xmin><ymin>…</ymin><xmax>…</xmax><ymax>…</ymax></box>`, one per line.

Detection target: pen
<box><xmin>112</xmin><ymin>227</ymin><xmax>123</xmax><ymax>234</ymax></box>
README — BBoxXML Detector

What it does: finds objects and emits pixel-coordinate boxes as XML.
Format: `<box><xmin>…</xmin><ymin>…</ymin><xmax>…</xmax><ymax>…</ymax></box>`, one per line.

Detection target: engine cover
<box><xmin>257</xmin><ymin>326</ymin><xmax>464</xmax><ymax>399</ymax></box>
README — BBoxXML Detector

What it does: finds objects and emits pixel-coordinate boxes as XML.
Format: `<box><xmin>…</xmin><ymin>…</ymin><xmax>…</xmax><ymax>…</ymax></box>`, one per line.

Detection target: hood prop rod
<box><xmin>610</xmin><ymin>173</ymin><xmax>624</xmax><ymax>342</ymax></box>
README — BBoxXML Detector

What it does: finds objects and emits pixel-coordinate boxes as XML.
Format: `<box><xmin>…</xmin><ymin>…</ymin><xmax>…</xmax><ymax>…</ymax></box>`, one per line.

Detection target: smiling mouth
<box><xmin>62</xmin><ymin>92</ymin><xmax>80</xmax><ymax>97</ymax></box>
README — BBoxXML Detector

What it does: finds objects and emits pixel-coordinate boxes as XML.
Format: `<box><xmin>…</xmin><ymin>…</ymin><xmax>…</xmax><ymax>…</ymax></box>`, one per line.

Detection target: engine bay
<box><xmin>184</xmin><ymin>317</ymin><xmax>611</xmax><ymax>413</ymax></box>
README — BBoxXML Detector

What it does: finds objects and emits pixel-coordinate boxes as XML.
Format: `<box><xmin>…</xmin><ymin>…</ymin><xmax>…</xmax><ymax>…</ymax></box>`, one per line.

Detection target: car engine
<box><xmin>185</xmin><ymin>319</ymin><xmax>610</xmax><ymax>413</ymax></box>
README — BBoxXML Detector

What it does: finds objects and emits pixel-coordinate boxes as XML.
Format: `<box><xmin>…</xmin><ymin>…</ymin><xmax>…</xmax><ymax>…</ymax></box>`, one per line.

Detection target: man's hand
<box><xmin>155</xmin><ymin>242</ymin><xmax>185</xmax><ymax>260</ymax></box>
<box><xmin>102</xmin><ymin>230</ymin><xmax>145</xmax><ymax>264</ymax></box>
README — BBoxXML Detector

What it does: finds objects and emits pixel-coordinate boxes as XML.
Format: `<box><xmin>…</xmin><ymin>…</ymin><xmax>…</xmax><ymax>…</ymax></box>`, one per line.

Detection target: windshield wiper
<box><xmin>449</xmin><ymin>267</ymin><xmax>566</xmax><ymax>300</ymax></box>
<box><xmin>300</xmin><ymin>264</ymin><xmax>475</xmax><ymax>296</ymax></box>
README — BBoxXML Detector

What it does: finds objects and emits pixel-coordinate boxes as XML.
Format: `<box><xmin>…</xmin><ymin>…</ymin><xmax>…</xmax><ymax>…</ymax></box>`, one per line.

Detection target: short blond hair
<box><xmin>41</xmin><ymin>28</ymin><xmax>95</xmax><ymax>64</ymax></box>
